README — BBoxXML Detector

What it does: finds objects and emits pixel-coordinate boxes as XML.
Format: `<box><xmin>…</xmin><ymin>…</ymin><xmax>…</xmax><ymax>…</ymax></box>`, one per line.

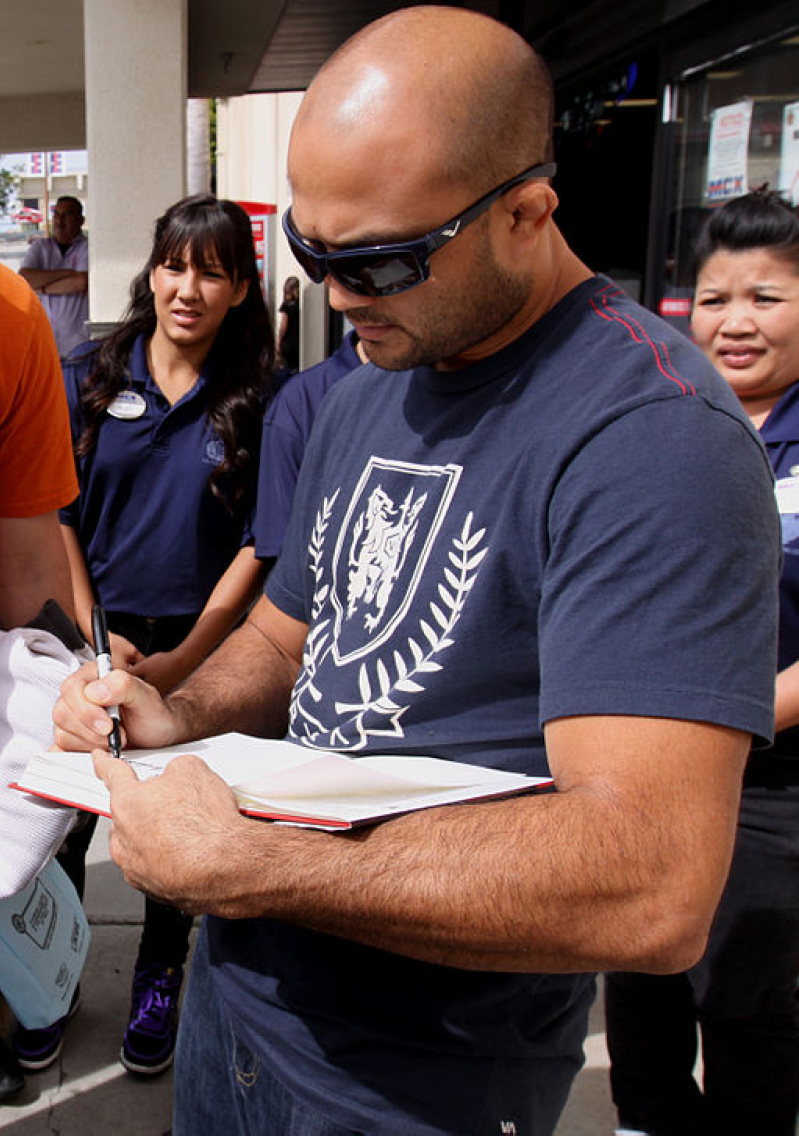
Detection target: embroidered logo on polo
<box><xmin>289</xmin><ymin>457</ymin><xmax>489</xmax><ymax>750</ymax></box>
<box><xmin>203</xmin><ymin>437</ymin><xmax>225</xmax><ymax>466</ymax></box>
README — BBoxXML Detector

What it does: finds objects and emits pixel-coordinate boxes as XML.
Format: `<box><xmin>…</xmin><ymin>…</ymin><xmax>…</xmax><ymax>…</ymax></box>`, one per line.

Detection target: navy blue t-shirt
<box><xmin>210</xmin><ymin>277</ymin><xmax>780</xmax><ymax>1134</ymax></box>
<box><xmin>255</xmin><ymin>330</ymin><xmax>362</xmax><ymax>560</ymax></box>
<box><xmin>60</xmin><ymin>335</ymin><xmax>255</xmax><ymax>617</ymax></box>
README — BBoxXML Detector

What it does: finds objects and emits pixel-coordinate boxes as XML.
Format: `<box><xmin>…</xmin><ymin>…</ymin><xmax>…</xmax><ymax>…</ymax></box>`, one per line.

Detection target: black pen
<box><xmin>91</xmin><ymin>604</ymin><xmax>122</xmax><ymax>759</ymax></box>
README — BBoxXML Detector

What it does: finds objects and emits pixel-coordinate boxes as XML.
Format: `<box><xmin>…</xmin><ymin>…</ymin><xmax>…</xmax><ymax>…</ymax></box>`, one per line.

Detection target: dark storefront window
<box><xmin>655</xmin><ymin>28</ymin><xmax>799</xmax><ymax>334</ymax></box>
<box><xmin>554</xmin><ymin>54</ymin><xmax>659</xmax><ymax>304</ymax></box>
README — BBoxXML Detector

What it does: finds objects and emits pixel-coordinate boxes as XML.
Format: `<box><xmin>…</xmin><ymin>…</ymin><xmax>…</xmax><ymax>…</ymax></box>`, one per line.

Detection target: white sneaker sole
<box><xmin>119</xmin><ymin>1045</ymin><xmax>175</xmax><ymax>1076</ymax></box>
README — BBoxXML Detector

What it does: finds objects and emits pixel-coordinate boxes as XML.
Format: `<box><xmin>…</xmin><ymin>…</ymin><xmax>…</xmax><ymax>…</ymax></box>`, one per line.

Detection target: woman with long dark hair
<box><xmin>13</xmin><ymin>194</ymin><xmax>273</xmax><ymax>1080</ymax></box>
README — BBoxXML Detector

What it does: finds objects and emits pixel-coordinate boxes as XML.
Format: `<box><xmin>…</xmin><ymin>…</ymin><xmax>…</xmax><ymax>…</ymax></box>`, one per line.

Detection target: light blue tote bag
<box><xmin>0</xmin><ymin>859</ymin><xmax>89</xmax><ymax>1028</ymax></box>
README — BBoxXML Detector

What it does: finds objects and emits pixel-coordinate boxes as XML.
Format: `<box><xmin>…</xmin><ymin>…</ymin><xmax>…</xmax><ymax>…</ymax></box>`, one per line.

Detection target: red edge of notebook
<box><xmin>10</xmin><ymin>777</ymin><xmax>553</xmax><ymax>831</ymax></box>
<box><xmin>8</xmin><ymin>780</ymin><xmax>354</xmax><ymax>828</ymax></box>
<box><xmin>9</xmin><ymin>781</ymin><xmax>114</xmax><ymax>819</ymax></box>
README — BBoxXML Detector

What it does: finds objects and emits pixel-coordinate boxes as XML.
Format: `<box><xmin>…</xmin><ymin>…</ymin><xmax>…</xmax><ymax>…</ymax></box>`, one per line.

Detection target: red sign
<box><xmin>658</xmin><ymin>297</ymin><xmax>692</xmax><ymax>318</ymax></box>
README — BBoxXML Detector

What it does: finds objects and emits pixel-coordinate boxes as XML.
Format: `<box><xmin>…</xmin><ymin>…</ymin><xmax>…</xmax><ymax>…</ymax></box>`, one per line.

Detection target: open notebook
<box><xmin>14</xmin><ymin>732</ymin><xmax>553</xmax><ymax>831</ymax></box>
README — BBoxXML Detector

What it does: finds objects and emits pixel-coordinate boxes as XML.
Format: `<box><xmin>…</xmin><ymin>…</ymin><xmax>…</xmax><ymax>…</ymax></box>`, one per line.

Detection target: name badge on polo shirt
<box><xmin>106</xmin><ymin>391</ymin><xmax>147</xmax><ymax>420</ymax></box>
<box><xmin>775</xmin><ymin>476</ymin><xmax>799</xmax><ymax>515</ymax></box>
<box><xmin>775</xmin><ymin>476</ymin><xmax>799</xmax><ymax>546</ymax></box>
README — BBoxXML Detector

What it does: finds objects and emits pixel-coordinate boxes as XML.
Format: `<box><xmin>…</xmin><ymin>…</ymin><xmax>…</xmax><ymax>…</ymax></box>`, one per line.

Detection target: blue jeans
<box><xmin>173</xmin><ymin>920</ymin><xmax>360</xmax><ymax>1136</ymax></box>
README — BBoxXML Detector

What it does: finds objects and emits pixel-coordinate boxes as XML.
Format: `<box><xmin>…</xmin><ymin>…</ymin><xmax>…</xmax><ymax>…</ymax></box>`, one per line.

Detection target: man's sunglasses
<box><xmin>282</xmin><ymin>161</ymin><xmax>556</xmax><ymax>298</ymax></box>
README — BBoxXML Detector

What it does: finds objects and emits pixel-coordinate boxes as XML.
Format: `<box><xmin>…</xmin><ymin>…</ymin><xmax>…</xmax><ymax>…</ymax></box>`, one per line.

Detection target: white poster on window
<box><xmin>706</xmin><ymin>101</ymin><xmax>753</xmax><ymax>202</ymax></box>
<box><xmin>780</xmin><ymin>101</ymin><xmax>799</xmax><ymax>206</ymax></box>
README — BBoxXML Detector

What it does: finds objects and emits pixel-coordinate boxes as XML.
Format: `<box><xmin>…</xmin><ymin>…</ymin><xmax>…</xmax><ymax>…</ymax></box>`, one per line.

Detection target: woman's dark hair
<box><xmin>693</xmin><ymin>190</ymin><xmax>799</xmax><ymax>279</ymax></box>
<box><xmin>77</xmin><ymin>194</ymin><xmax>274</xmax><ymax>514</ymax></box>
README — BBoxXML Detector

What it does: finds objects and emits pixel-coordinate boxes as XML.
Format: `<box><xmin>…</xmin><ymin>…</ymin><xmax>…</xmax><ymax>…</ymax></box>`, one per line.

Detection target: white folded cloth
<box><xmin>0</xmin><ymin>622</ymin><xmax>91</xmax><ymax>898</ymax></box>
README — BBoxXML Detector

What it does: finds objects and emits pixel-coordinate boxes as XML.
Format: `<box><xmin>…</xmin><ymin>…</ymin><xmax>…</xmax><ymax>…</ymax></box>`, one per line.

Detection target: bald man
<box><xmin>54</xmin><ymin>8</ymin><xmax>780</xmax><ymax>1135</ymax></box>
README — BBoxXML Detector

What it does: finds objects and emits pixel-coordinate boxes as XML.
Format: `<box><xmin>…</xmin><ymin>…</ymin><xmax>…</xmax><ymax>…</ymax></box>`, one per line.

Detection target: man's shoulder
<box><xmin>269</xmin><ymin>337</ymin><xmax>363</xmax><ymax>425</ymax></box>
<box><xmin>534</xmin><ymin>276</ymin><xmax>741</xmax><ymax>416</ymax></box>
<box><xmin>19</xmin><ymin>235</ymin><xmax>51</xmax><ymax>267</ymax></box>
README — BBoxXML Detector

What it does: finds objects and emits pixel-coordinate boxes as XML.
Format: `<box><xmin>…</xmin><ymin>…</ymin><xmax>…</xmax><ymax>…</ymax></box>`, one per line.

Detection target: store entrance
<box><xmin>553</xmin><ymin>52</ymin><xmax>659</xmax><ymax>305</ymax></box>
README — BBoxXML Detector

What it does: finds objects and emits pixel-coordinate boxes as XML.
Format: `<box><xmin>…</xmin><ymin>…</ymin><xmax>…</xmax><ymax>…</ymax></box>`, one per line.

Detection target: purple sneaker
<box><xmin>14</xmin><ymin>986</ymin><xmax>81</xmax><ymax>1071</ymax></box>
<box><xmin>120</xmin><ymin>962</ymin><xmax>183</xmax><ymax>1075</ymax></box>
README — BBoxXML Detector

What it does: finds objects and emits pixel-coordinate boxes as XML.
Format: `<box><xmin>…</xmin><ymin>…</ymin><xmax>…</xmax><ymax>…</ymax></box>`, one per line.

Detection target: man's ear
<box><xmin>497</xmin><ymin>182</ymin><xmax>558</xmax><ymax>265</ymax></box>
<box><xmin>506</xmin><ymin>181</ymin><xmax>558</xmax><ymax>235</ymax></box>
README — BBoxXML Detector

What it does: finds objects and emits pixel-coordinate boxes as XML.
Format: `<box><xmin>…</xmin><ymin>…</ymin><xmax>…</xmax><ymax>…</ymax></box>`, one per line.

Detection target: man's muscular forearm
<box><xmin>165</xmin><ymin>615</ymin><xmax>300</xmax><ymax>742</ymax></box>
<box><xmin>198</xmin><ymin>767</ymin><xmax>723</xmax><ymax>974</ymax></box>
<box><xmin>103</xmin><ymin>715</ymin><xmax>748</xmax><ymax>976</ymax></box>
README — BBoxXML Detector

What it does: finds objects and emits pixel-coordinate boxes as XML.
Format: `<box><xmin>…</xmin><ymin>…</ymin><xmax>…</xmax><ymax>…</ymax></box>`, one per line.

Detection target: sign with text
<box><xmin>706</xmin><ymin>102</ymin><xmax>753</xmax><ymax>203</ymax></box>
<box><xmin>780</xmin><ymin>101</ymin><xmax>799</xmax><ymax>206</ymax></box>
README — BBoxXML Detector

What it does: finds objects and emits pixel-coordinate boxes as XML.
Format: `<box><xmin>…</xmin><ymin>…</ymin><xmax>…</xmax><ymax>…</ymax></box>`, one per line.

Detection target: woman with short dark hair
<box><xmin>606</xmin><ymin>189</ymin><xmax>799</xmax><ymax>1136</ymax></box>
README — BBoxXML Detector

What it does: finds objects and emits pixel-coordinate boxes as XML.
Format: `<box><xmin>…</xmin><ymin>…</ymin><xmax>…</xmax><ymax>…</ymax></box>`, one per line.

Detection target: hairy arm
<box><xmin>0</xmin><ymin>513</ymin><xmax>74</xmax><ymax>629</ymax></box>
<box><xmin>93</xmin><ymin>711</ymin><xmax>748</xmax><ymax>975</ymax></box>
<box><xmin>54</xmin><ymin>593</ymin><xmax>305</xmax><ymax>752</ymax></box>
<box><xmin>58</xmin><ymin>587</ymin><xmax>748</xmax><ymax>974</ymax></box>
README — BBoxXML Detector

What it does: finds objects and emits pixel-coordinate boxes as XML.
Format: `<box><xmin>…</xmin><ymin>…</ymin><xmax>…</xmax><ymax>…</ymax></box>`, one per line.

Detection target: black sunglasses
<box><xmin>282</xmin><ymin>161</ymin><xmax>556</xmax><ymax>298</ymax></box>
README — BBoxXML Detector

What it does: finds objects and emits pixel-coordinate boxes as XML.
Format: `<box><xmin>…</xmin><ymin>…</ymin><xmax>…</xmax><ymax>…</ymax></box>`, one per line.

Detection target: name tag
<box><xmin>107</xmin><ymin>391</ymin><xmax>147</xmax><ymax>420</ymax></box>
<box><xmin>775</xmin><ymin>476</ymin><xmax>799</xmax><ymax>516</ymax></box>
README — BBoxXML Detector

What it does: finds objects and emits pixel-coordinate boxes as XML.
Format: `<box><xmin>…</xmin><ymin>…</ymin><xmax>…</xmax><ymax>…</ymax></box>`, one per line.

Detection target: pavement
<box><xmin>0</xmin><ymin>818</ymin><xmax>618</xmax><ymax>1135</ymax></box>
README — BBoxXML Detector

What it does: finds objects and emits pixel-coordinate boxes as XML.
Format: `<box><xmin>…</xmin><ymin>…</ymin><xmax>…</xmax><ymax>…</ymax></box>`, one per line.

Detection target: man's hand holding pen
<box><xmin>91</xmin><ymin>605</ymin><xmax>122</xmax><ymax>758</ymax></box>
<box><xmin>53</xmin><ymin>651</ymin><xmax>182</xmax><ymax>756</ymax></box>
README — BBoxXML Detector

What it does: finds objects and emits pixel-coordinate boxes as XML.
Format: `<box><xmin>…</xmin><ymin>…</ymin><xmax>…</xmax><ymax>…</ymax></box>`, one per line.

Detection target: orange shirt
<box><xmin>0</xmin><ymin>265</ymin><xmax>78</xmax><ymax>517</ymax></box>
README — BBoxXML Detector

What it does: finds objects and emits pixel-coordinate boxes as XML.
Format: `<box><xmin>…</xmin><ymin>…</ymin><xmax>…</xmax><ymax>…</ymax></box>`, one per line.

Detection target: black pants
<box><xmin>605</xmin><ymin>774</ymin><xmax>799</xmax><ymax>1136</ymax></box>
<box><xmin>57</xmin><ymin>610</ymin><xmax>198</xmax><ymax>968</ymax></box>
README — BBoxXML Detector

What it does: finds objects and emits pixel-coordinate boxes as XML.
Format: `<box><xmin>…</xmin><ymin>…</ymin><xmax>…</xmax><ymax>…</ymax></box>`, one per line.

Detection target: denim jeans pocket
<box><xmin>232</xmin><ymin>1027</ymin><xmax>260</xmax><ymax>1089</ymax></box>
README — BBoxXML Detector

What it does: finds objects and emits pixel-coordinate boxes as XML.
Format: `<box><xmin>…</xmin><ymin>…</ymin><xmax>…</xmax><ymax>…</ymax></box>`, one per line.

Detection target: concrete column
<box><xmin>83</xmin><ymin>0</ymin><xmax>187</xmax><ymax>333</ymax></box>
<box><xmin>216</xmin><ymin>91</ymin><xmax>326</xmax><ymax>368</ymax></box>
<box><xmin>187</xmin><ymin>99</ymin><xmax>211</xmax><ymax>196</ymax></box>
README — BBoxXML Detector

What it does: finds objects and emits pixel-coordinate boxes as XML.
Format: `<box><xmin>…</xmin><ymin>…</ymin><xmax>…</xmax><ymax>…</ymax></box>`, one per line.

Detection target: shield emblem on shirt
<box><xmin>329</xmin><ymin>457</ymin><xmax>461</xmax><ymax>664</ymax></box>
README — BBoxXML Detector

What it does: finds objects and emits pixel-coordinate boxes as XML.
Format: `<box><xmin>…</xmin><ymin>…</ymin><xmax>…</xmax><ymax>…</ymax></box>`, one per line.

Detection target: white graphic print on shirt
<box><xmin>289</xmin><ymin>457</ymin><xmax>488</xmax><ymax>750</ymax></box>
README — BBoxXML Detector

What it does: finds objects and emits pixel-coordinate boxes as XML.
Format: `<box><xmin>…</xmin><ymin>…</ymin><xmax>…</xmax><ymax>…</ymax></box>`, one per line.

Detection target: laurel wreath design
<box><xmin>291</xmin><ymin>505</ymin><xmax>488</xmax><ymax>750</ymax></box>
<box><xmin>288</xmin><ymin>491</ymin><xmax>338</xmax><ymax>729</ymax></box>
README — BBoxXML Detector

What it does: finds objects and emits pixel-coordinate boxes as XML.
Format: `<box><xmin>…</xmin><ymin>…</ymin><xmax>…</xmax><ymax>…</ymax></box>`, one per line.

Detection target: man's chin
<box><xmin>358</xmin><ymin>340</ymin><xmax>416</xmax><ymax>371</ymax></box>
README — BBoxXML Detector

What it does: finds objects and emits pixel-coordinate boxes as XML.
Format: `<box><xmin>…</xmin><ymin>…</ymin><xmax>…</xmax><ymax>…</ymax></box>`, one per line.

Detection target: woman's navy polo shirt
<box><xmin>60</xmin><ymin>335</ymin><xmax>255</xmax><ymax>617</ymax></box>
<box><xmin>760</xmin><ymin>383</ymin><xmax>799</xmax><ymax>671</ymax></box>
<box><xmin>757</xmin><ymin>381</ymin><xmax>799</xmax><ymax>765</ymax></box>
